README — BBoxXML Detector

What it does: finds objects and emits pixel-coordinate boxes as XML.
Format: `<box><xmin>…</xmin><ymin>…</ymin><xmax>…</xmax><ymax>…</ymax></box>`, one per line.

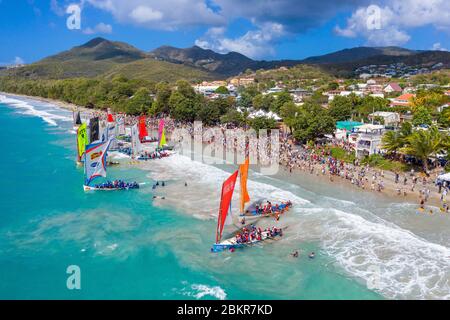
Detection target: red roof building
<box><xmin>384</xmin><ymin>82</ymin><xmax>402</xmax><ymax>93</ymax></box>
<box><xmin>390</xmin><ymin>93</ymin><xmax>415</xmax><ymax>107</ymax></box>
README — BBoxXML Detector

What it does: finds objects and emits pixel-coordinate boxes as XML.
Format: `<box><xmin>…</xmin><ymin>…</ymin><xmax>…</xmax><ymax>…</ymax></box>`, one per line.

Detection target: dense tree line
<box><xmin>1</xmin><ymin>74</ymin><xmax>448</xmax><ymax>146</ymax></box>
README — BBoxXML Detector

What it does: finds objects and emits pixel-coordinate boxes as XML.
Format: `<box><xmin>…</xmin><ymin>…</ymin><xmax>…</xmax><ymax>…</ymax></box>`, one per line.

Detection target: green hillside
<box><xmin>0</xmin><ymin>37</ymin><xmax>217</xmax><ymax>81</ymax></box>
<box><xmin>102</xmin><ymin>58</ymin><xmax>216</xmax><ymax>82</ymax></box>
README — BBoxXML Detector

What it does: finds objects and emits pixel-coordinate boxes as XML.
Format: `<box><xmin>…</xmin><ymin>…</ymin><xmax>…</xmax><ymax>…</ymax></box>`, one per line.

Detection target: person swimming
<box><xmin>291</xmin><ymin>250</ymin><xmax>299</xmax><ymax>258</ymax></box>
<box><xmin>309</xmin><ymin>252</ymin><xmax>315</xmax><ymax>259</ymax></box>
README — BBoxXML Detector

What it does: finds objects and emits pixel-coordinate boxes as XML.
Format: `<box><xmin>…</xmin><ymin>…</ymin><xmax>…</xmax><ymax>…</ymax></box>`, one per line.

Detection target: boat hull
<box><xmin>212</xmin><ymin>228</ymin><xmax>285</xmax><ymax>253</ymax></box>
<box><xmin>212</xmin><ymin>243</ymin><xmax>243</xmax><ymax>252</ymax></box>
<box><xmin>83</xmin><ymin>185</ymin><xmax>121</xmax><ymax>191</ymax></box>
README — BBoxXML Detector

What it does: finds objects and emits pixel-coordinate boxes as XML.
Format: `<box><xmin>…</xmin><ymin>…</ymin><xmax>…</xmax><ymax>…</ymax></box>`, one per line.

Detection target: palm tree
<box><xmin>381</xmin><ymin>122</ymin><xmax>412</xmax><ymax>156</ymax></box>
<box><xmin>382</xmin><ymin>131</ymin><xmax>403</xmax><ymax>155</ymax></box>
<box><xmin>401</xmin><ymin>126</ymin><xmax>445</xmax><ymax>172</ymax></box>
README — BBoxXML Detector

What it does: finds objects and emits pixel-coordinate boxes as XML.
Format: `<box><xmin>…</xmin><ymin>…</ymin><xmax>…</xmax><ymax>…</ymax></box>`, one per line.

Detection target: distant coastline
<box><xmin>0</xmin><ymin>91</ymin><xmax>82</xmax><ymax>112</ymax></box>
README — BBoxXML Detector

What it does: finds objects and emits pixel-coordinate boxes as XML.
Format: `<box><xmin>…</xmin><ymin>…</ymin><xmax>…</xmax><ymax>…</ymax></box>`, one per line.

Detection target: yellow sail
<box><xmin>239</xmin><ymin>157</ymin><xmax>250</xmax><ymax>213</ymax></box>
<box><xmin>159</xmin><ymin>128</ymin><xmax>166</xmax><ymax>148</ymax></box>
<box><xmin>77</xmin><ymin>123</ymin><xmax>88</xmax><ymax>161</ymax></box>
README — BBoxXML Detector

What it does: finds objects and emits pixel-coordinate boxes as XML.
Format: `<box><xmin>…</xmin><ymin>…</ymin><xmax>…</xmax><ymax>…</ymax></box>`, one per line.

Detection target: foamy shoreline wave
<box><xmin>0</xmin><ymin>94</ymin><xmax>72</xmax><ymax>126</ymax></box>
<box><xmin>142</xmin><ymin>153</ymin><xmax>450</xmax><ymax>300</ymax></box>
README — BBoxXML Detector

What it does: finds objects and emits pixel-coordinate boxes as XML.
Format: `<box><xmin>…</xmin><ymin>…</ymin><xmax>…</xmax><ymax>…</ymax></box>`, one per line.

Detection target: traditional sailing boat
<box><xmin>238</xmin><ymin>158</ymin><xmax>292</xmax><ymax>221</ymax></box>
<box><xmin>131</xmin><ymin>123</ymin><xmax>142</xmax><ymax>159</ymax></box>
<box><xmin>82</xmin><ymin>138</ymin><xmax>139</xmax><ymax>191</ymax></box>
<box><xmin>138</xmin><ymin>115</ymin><xmax>157</xmax><ymax>143</ymax></box>
<box><xmin>212</xmin><ymin>162</ymin><xmax>290</xmax><ymax>252</ymax></box>
<box><xmin>157</xmin><ymin>118</ymin><xmax>174</xmax><ymax>151</ymax></box>
<box><xmin>73</xmin><ymin>110</ymin><xmax>82</xmax><ymax>130</ymax></box>
<box><xmin>212</xmin><ymin>170</ymin><xmax>239</xmax><ymax>252</ymax></box>
<box><xmin>83</xmin><ymin>139</ymin><xmax>113</xmax><ymax>191</ymax></box>
<box><xmin>76</xmin><ymin>123</ymin><xmax>88</xmax><ymax>165</ymax></box>
<box><xmin>158</xmin><ymin>119</ymin><xmax>166</xmax><ymax>148</ymax></box>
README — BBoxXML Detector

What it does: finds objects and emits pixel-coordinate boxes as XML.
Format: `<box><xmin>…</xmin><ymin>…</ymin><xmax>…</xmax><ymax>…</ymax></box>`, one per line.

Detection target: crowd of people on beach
<box><xmin>278</xmin><ymin>135</ymin><xmax>449</xmax><ymax>212</ymax></box>
<box><xmin>82</xmin><ymin>110</ymin><xmax>449</xmax><ymax>211</ymax></box>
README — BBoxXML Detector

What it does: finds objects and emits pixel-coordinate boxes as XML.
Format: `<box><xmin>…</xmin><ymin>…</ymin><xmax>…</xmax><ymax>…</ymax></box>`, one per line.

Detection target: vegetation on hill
<box><xmin>253</xmin><ymin>64</ymin><xmax>334</xmax><ymax>89</ymax></box>
<box><xmin>102</xmin><ymin>58</ymin><xmax>215</xmax><ymax>82</ymax></box>
<box><xmin>410</xmin><ymin>69</ymin><xmax>450</xmax><ymax>86</ymax></box>
<box><xmin>0</xmin><ymin>38</ymin><xmax>217</xmax><ymax>81</ymax></box>
<box><xmin>302</xmin><ymin>46</ymin><xmax>416</xmax><ymax>64</ymax></box>
<box><xmin>2</xmin><ymin>37</ymin><xmax>449</xmax><ymax>82</ymax></box>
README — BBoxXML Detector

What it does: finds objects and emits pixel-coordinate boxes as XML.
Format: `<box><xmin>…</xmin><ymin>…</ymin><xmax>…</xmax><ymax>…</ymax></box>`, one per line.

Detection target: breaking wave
<box><xmin>0</xmin><ymin>94</ymin><xmax>72</xmax><ymax>126</ymax></box>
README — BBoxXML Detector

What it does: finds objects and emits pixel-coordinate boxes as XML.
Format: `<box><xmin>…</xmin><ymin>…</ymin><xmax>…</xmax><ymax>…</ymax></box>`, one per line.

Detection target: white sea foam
<box><xmin>0</xmin><ymin>94</ymin><xmax>72</xmax><ymax>126</ymax></box>
<box><xmin>191</xmin><ymin>284</ymin><xmax>227</xmax><ymax>300</ymax></box>
<box><xmin>145</xmin><ymin>153</ymin><xmax>309</xmax><ymax>206</ymax></box>
<box><xmin>317</xmin><ymin>208</ymin><xmax>450</xmax><ymax>299</ymax></box>
<box><xmin>108</xmin><ymin>151</ymin><xmax>131</xmax><ymax>160</ymax></box>
<box><xmin>175</xmin><ymin>282</ymin><xmax>227</xmax><ymax>300</ymax></box>
<box><xmin>146</xmin><ymin>153</ymin><xmax>450</xmax><ymax>300</ymax></box>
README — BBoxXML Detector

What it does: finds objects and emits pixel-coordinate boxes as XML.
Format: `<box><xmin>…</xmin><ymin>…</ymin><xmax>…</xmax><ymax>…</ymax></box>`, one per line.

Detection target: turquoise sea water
<box><xmin>1</xmin><ymin>94</ymin><xmax>449</xmax><ymax>300</ymax></box>
<box><xmin>0</xmin><ymin>97</ymin><xmax>380</xmax><ymax>300</ymax></box>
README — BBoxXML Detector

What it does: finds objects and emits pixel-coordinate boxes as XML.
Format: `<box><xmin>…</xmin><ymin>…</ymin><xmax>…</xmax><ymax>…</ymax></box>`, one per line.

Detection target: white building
<box><xmin>368</xmin><ymin>111</ymin><xmax>400</xmax><ymax>127</ymax></box>
<box><xmin>354</xmin><ymin>124</ymin><xmax>384</xmax><ymax>158</ymax></box>
<box><xmin>248</xmin><ymin>110</ymin><xmax>281</xmax><ymax>121</ymax></box>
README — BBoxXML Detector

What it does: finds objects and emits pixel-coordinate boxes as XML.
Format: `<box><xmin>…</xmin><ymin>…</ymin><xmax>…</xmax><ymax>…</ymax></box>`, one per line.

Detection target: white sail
<box><xmin>99</xmin><ymin>120</ymin><xmax>107</xmax><ymax>142</ymax></box>
<box><xmin>84</xmin><ymin>139</ymin><xmax>113</xmax><ymax>185</ymax></box>
<box><xmin>131</xmin><ymin>124</ymin><xmax>142</xmax><ymax>158</ymax></box>
<box><xmin>107</xmin><ymin>121</ymin><xmax>117</xmax><ymax>149</ymax></box>
<box><xmin>117</xmin><ymin>116</ymin><xmax>126</xmax><ymax>135</ymax></box>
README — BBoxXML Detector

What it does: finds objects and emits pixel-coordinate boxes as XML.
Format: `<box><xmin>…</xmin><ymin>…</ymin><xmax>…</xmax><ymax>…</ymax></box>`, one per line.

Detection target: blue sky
<box><xmin>0</xmin><ymin>0</ymin><xmax>449</xmax><ymax>65</ymax></box>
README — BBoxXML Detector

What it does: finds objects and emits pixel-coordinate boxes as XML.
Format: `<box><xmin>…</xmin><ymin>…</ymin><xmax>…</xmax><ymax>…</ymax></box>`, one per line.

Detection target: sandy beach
<box><xmin>1</xmin><ymin>91</ymin><xmax>447</xmax><ymax>210</ymax></box>
<box><xmin>2</xmin><ymin>92</ymin><xmax>450</xmax><ymax>300</ymax></box>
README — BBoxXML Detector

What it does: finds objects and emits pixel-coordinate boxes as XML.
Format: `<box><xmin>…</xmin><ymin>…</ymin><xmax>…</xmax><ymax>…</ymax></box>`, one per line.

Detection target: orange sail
<box><xmin>239</xmin><ymin>158</ymin><xmax>250</xmax><ymax>213</ymax></box>
<box><xmin>216</xmin><ymin>170</ymin><xmax>239</xmax><ymax>243</ymax></box>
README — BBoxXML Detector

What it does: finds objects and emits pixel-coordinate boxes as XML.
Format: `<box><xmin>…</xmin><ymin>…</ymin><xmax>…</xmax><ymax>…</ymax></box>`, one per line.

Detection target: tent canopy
<box><xmin>437</xmin><ymin>172</ymin><xmax>450</xmax><ymax>183</ymax></box>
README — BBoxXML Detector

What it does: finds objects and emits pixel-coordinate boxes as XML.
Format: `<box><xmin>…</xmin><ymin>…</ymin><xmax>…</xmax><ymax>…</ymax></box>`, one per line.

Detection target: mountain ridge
<box><xmin>1</xmin><ymin>37</ymin><xmax>449</xmax><ymax>81</ymax></box>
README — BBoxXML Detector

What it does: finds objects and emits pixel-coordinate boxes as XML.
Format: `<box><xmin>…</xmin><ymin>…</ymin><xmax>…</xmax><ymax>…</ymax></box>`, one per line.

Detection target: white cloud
<box><xmin>129</xmin><ymin>5</ymin><xmax>163</xmax><ymax>23</ymax></box>
<box><xmin>85</xmin><ymin>0</ymin><xmax>224</xmax><ymax>30</ymax></box>
<box><xmin>335</xmin><ymin>0</ymin><xmax>450</xmax><ymax>46</ymax></box>
<box><xmin>432</xmin><ymin>42</ymin><xmax>448</xmax><ymax>51</ymax></box>
<box><xmin>48</xmin><ymin>0</ymin><xmax>449</xmax><ymax>57</ymax></box>
<box><xmin>14</xmin><ymin>57</ymin><xmax>25</xmax><ymax>65</ymax></box>
<box><xmin>50</xmin><ymin>0</ymin><xmax>65</xmax><ymax>17</ymax></box>
<box><xmin>83</xmin><ymin>22</ymin><xmax>113</xmax><ymax>34</ymax></box>
<box><xmin>195</xmin><ymin>22</ymin><xmax>286</xmax><ymax>59</ymax></box>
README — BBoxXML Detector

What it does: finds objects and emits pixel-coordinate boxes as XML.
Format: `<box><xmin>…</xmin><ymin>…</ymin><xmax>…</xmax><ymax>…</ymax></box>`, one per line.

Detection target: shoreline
<box><xmin>1</xmin><ymin>91</ymin><xmax>447</xmax><ymax>210</ymax></box>
<box><xmin>279</xmin><ymin>157</ymin><xmax>446</xmax><ymax>209</ymax></box>
<box><xmin>2</xmin><ymin>91</ymin><xmax>450</xmax><ymax>300</ymax></box>
<box><xmin>0</xmin><ymin>91</ymin><xmax>89</xmax><ymax>113</ymax></box>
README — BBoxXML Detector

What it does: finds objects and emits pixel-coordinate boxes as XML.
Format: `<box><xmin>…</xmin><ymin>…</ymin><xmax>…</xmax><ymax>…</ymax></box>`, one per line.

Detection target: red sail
<box><xmin>216</xmin><ymin>170</ymin><xmax>239</xmax><ymax>243</ymax></box>
<box><xmin>138</xmin><ymin>115</ymin><xmax>148</xmax><ymax>140</ymax></box>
